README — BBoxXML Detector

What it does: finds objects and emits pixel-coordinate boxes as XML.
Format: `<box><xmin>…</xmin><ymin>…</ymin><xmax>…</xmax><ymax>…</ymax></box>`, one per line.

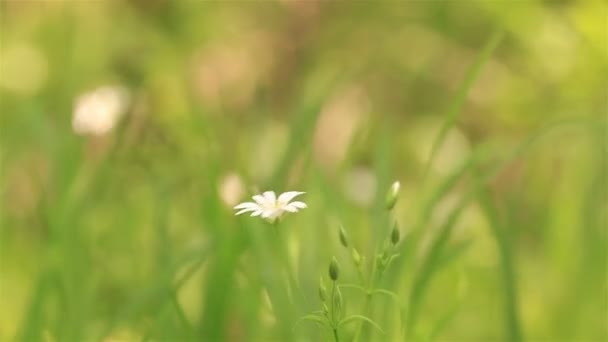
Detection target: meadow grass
<box><xmin>1</xmin><ymin>1</ymin><xmax>607</xmax><ymax>341</ymax></box>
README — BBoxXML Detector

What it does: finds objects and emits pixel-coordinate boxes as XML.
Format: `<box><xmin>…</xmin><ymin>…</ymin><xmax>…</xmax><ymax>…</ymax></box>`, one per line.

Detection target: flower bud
<box><xmin>385</xmin><ymin>181</ymin><xmax>401</xmax><ymax>210</ymax></box>
<box><xmin>338</xmin><ymin>225</ymin><xmax>349</xmax><ymax>248</ymax></box>
<box><xmin>351</xmin><ymin>248</ymin><xmax>361</xmax><ymax>266</ymax></box>
<box><xmin>329</xmin><ymin>256</ymin><xmax>340</xmax><ymax>281</ymax></box>
<box><xmin>318</xmin><ymin>276</ymin><xmax>328</xmax><ymax>302</ymax></box>
<box><xmin>391</xmin><ymin>222</ymin><xmax>400</xmax><ymax>245</ymax></box>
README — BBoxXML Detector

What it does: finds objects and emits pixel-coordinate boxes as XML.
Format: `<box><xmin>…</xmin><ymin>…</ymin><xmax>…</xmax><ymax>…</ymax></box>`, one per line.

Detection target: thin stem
<box><xmin>170</xmin><ymin>291</ymin><xmax>194</xmax><ymax>336</ymax></box>
<box><xmin>272</xmin><ymin>221</ymin><xmax>300</xmax><ymax>304</ymax></box>
<box><xmin>351</xmin><ymin>255</ymin><xmax>366</xmax><ymax>285</ymax></box>
<box><xmin>331</xmin><ymin>281</ymin><xmax>340</xmax><ymax>342</ymax></box>
<box><xmin>356</xmin><ymin>266</ymin><xmax>366</xmax><ymax>284</ymax></box>
<box><xmin>331</xmin><ymin>281</ymin><xmax>336</xmax><ymax>325</ymax></box>
<box><xmin>353</xmin><ymin>258</ymin><xmax>378</xmax><ymax>342</ymax></box>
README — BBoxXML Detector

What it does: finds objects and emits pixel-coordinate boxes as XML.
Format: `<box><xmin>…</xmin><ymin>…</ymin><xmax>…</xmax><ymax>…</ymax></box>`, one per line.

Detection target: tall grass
<box><xmin>1</xmin><ymin>1</ymin><xmax>607</xmax><ymax>341</ymax></box>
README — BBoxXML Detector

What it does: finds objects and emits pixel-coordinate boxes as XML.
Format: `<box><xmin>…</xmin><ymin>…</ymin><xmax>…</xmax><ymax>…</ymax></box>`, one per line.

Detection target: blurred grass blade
<box><xmin>339</xmin><ymin>314</ymin><xmax>385</xmax><ymax>334</ymax></box>
<box><xmin>471</xmin><ymin>163</ymin><xmax>523</xmax><ymax>342</ymax></box>
<box><xmin>405</xmin><ymin>198</ymin><xmax>468</xmax><ymax>338</ymax></box>
<box><xmin>294</xmin><ymin>314</ymin><xmax>328</xmax><ymax>330</ymax></box>
<box><xmin>428</xmin><ymin>303</ymin><xmax>461</xmax><ymax>341</ymax></box>
<box><xmin>436</xmin><ymin>239</ymin><xmax>474</xmax><ymax>269</ymax></box>
<box><xmin>272</xmin><ymin>101</ymin><xmax>322</xmax><ymax>189</ymax></box>
<box><xmin>422</xmin><ymin>29</ymin><xmax>504</xmax><ymax>180</ymax></box>
<box><xmin>245</xmin><ymin>222</ymin><xmax>296</xmax><ymax>340</ymax></box>
<box><xmin>98</xmin><ymin>247</ymin><xmax>208</xmax><ymax>340</ymax></box>
<box><xmin>18</xmin><ymin>272</ymin><xmax>51</xmax><ymax>342</ymax></box>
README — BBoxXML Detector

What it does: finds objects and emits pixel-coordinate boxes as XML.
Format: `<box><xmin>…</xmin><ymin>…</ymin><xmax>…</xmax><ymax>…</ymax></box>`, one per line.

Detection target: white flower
<box><xmin>218</xmin><ymin>172</ymin><xmax>245</xmax><ymax>207</ymax></box>
<box><xmin>72</xmin><ymin>85</ymin><xmax>130</xmax><ymax>136</ymax></box>
<box><xmin>234</xmin><ymin>191</ymin><xmax>307</xmax><ymax>222</ymax></box>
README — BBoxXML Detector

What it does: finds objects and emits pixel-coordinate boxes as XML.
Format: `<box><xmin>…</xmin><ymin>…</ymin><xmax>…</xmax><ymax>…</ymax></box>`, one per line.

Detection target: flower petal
<box><xmin>263</xmin><ymin>191</ymin><xmax>276</xmax><ymax>203</ymax></box>
<box><xmin>289</xmin><ymin>201</ymin><xmax>307</xmax><ymax>209</ymax></box>
<box><xmin>235</xmin><ymin>208</ymin><xmax>256</xmax><ymax>215</ymax></box>
<box><xmin>251</xmin><ymin>210</ymin><xmax>263</xmax><ymax>217</ymax></box>
<box><xmin>253</xmin><ymin>195</ymin><xmax>266</xmax><ymax>204</ymax></box>
<box><xmin>283</xmin><ymin>205</ymin><xmax>299</xmax><ymax>213</ymax></box>
<box><xmin>278</xmin><ymin>191</ymin><xmax>305</xmax><ymax>204</ymax></box>
<box><xmin>264</xmin><ymin>208</ymin><xmax>282</xmax><ymax>218</ymax></box>
<box><xmin>234</xmin><ymin>202</ymin><xmax>259</xmax><ymax>210</ymax></box>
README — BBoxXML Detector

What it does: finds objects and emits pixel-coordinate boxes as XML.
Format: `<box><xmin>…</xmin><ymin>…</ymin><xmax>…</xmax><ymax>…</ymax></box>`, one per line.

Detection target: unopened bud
<box><xmin>318</xmin><ymin>277</ymin><xmax>328</xmax><ymax>302</ymax></box>
<box><xmin>391</xmin><ymin>222</ymin><xmax>400</xmax><ymax>245</ymax></box>
<box><xmin>385</xmin><ymin>181</ymin><xmax>401</xmax><ymax>210</ymax></box>
<box><xmin>351</xmin><ymin>248</ymin><xmax>361</xmax><ymax>266</ymax></box>
<box><xmin>338</xmin><ymin>225</ymin><xmax>349</xmax><ymax>248</ymax></box>
<box><xmin>329</xmin><ymin>257</ymin><xmax>340</xmax><ymax>281</ymax></box>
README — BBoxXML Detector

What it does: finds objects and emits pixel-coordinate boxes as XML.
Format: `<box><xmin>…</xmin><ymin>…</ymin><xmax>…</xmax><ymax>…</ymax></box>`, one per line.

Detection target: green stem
<box><xmin>472</xmin><ymin>166</ymin><xmax>522</xmax><ymax>341</ymax></box>
<box><xmin>331</xmin><ymin>281</ymin><xmax>336</xmax><ymax>325</ymax></box>
<box><xmin>331</xmin><ymin>281</ymin><xmax>340</xmax><ymax>342</ymax></box>
<box><xmin>273</xmin><ymin>222</ymin><xmax>300</xmax><ymax>304</ymax></box>
<box><xmin>354</xmin><ymin>259</ymin><xmax>366</xmax><ymax>285</ymax></box>
<box><xmin>354</xmin><ymin>262</ymin><xmax>377</xmax><ymax>342</ymax></box>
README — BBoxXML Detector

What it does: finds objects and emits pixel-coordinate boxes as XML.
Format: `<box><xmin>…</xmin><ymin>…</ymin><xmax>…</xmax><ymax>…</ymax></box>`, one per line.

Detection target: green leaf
<box><xmin>428</xmin><ymin>304</ymin><xmax>461</xmax><ymax>341</ymax></box>
<box><xmin>406</xmin><ymin>200</ymin><xmax>468</xmax><ymax>336</ymax></box>
<box><xmin>370</xmin><ymin>289</ymin><xmax>400</xmax><ymax>302</ymax></box>
<box><xmin>339</xmin><ymin>315</ymin><xmax>385</xmax><ymax>334</ymax></box>
<box><xmin>422</xmin><ymin>29</ymin><xmax>504</xmax><ymax>180</ymax></box>
<box><xmin>384</xmin><ymin>253</ymin><xmax>400</xmax><ymax>270</ymax></box>
<box><xmin>294</xmin><ymin>314</ymin><xmax>330</xmax><ymax>331</ymax></box>
<box><xmin>338</xmin><ymin>283</ymin><xmax>367</xmax><ymax>293</ymax></box>
<box><xmin>437</xmin><ymin>239</ymin><xmax>473</xmax><ymax>268</ymax></box>
<box><xmin>471</xmin><ymin>164</ymin><xmax>522</xmax><ymax>342</ymax></box>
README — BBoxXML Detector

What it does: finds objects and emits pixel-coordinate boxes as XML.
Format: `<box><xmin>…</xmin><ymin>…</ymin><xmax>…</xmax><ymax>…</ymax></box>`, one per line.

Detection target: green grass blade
<box><xmin>405</xmin><ymin>199</ymin><xmax>468</xmax><ymax>338</ymax></box>
<box><xmin>339</xmin><ymin>314</ymin><xmax>385</xmax><ymax>334</ymax></box>
<box><xmin>422</xmin><ymin>29</ymin><xmax>504</xmax><ymax>180</ymax></box>
<box><xmin>471</xmin><ymin>163</ymin><xmax>523</xmax><ymax>342</ymax></box>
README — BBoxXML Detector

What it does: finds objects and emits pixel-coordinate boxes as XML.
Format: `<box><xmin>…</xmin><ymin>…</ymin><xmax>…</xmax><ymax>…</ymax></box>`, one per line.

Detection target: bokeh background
<box><xmin>1</xmin><ymin>0</ymin><xmax>606</xmax><ymax>341</ymax></box>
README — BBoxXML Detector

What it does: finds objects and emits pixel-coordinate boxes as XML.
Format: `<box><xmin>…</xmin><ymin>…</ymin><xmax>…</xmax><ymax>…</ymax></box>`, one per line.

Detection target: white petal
<box><xmin>261</xmin><ymin>208</ymin><xmax>278</xmax><ymax>218</ymax></box>
<box><xmin>263</xmin><ymin>191</ymin><xmax>276</xmax><ymax>203</ymax></box>
<box><xmin>289</xmin><ymin>201</ymin><xmax>307</xmax><ymax>209</ymax></box>
<box><xmin>269</xmin><ymin>209</ymin><xmax>284</xmax><ymax>219</ymax></box>
<box><xmin>234</xmin><ymin>202</ymin><xmax>259</xmax><ymax>210</ymax></box>
<box><xmin>283</xmin><ymin>205</ymin><xmax>299</xmax><ymax>213</ymax></box>
<box><xmin>253</xmin><ymin>195</ymin><xmax>266</xmax><ymax>204</ymax></box>
<box><xmin>278</xmin><ymin>191</ymin><xmax>305</xmax><ymax>204</ymax></box>
<box><xmin>235</xmin><ymin>208</ymin><xmax>256</xmax><ymax>215</ymax></box>
<box><xmin>251</xmin><ymin>210</ymin><xmax>263</xmax><ymax>217</ymax></box>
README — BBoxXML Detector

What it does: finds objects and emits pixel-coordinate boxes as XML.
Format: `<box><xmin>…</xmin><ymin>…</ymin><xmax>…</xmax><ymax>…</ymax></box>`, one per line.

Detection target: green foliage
<box><xmin>1</xmin><ymin>1</ymin><xmax>606</xmax><ymax>341</ymax></box>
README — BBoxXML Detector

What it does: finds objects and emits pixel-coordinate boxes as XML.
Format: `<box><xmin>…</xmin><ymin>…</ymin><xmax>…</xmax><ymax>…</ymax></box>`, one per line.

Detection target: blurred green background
<box><xmin>1</xmin><ymin>0</ymin><xmax>606</xmax><ymax>341</ymax></box>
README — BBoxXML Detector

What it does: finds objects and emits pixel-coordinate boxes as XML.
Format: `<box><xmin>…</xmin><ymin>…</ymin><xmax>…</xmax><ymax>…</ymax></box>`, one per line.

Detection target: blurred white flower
<box><xmin>218</xmin><ymin>172</ymin><xmax>245</xmax><ymax>207</ymax></box>
<box><xmin>72</xmin><ymin>85</ymin><xmax>130</xmax><ymax>136</ymax></box>
<box><xmin>342</xmin><ymin>167</ymin><xmax>376</xmax><ymax>207</ymax></box>
<box><xmin>234</xmin><ymin>191</ymin><xmax>306</xmax><ymax>222</ymax></box>
<box><xmin>313</xmin><ymin>85</ymin><xmax>369</xmax><ymax>170</ymax></box>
